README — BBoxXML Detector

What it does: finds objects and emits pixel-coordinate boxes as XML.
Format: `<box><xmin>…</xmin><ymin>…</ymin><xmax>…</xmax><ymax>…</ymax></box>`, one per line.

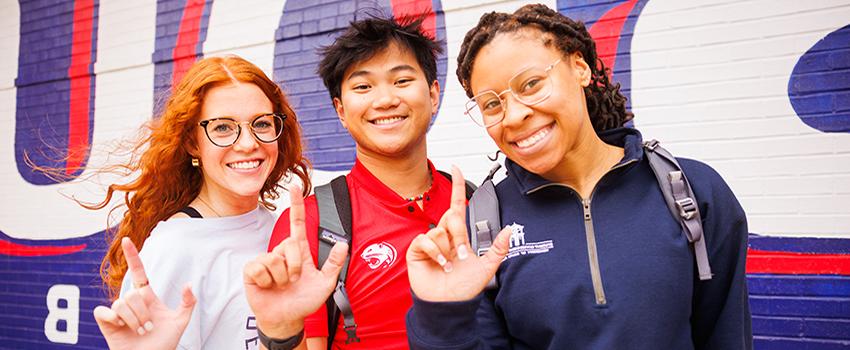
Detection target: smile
<box><xmin>514</xmin><ymin>124</ymin><xmax>553</xmax><ymax>149</ymax></box>
<box><xmin>227</xmin><ymin>160</ymin><xmax>261</xmax><ymax>169</ymax></box>
<box><xmin>371</xmin><ymin>116</ymin><xmax>406</xmax><ymax>125</ymax></box>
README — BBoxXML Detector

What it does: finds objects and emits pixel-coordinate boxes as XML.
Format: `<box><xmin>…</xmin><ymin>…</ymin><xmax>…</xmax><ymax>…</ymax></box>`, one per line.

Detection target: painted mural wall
<box><xmin>0</xmin><ymin>0</ymin><xmax>848</xmax><ymax>348</ymax></box>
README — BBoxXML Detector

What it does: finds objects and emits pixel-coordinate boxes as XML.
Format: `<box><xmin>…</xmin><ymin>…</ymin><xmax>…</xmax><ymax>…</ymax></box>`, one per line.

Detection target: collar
<box><xmin>505</xmin><ymin>127</ymin><xmax>645</xmax><ymax>195</ymax></box>
<box><xmin>349</xmin><ymin>158</ymin><xmax>443</xmax><ymax>206</ymax></box>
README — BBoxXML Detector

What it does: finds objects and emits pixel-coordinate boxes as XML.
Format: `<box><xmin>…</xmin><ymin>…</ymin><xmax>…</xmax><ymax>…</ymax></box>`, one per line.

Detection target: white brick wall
<box><xmin>632</xmin><ymin>0</ymin><xmax>850</xmax><ymax>237</ymax></box>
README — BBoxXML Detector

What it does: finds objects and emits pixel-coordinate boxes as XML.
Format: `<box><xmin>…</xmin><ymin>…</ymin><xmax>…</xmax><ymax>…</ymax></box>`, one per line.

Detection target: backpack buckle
<box><xmin>644</xmin><ymin>139</ymin><xmax>660</xmax><ymax>151</ymax></box>
<box><xmin>344</xmin><ymin>324</ymin><xmax>360</xmax><ymax>344</ymax></box>
<box><xmin>320</xmin><ymin>230</ymin><xmax>348</xmax><ymax>245</ymax></box>
<box><xmin>675</xmin><ymin>197</ymin><xmax>697</xmax><ymax>221</ymax></box>
<box><xmin>475</xmin><ymin>221</ymin><xmax>493</xmax><ymax>256</ymax></box>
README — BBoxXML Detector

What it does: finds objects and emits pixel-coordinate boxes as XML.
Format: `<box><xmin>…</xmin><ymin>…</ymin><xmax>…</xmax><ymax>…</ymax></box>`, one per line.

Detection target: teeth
<box><xmin>516</xmin><ymin>126</ymin><xmax>551</xmax><ymax>148</ymax></box>
<box><xmin>228</xmin><ymin>160</ymin><xmax>260</xmax><ymax>169</ymax></box>
<box><xmin>373</xmin><ymin>116</ymin><xmax>404</xmax><ymax>125</ymax></box>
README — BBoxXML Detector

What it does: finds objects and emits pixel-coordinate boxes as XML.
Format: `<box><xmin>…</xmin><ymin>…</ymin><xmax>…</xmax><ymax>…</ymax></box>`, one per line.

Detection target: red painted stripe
<box><xmin>171</xmin><ymin>0</ymin><xmax>207</xmax><ymax>87</ymax></box>
<box><xmin>0</xmin><ymin>239</ymin><xmax>86</xmax><ymax>257</ymax></box>
<box><xmin>66</xmin><ymin>0</ymin><xmax>96</xmax><ymax>174</ymax></box>
<box><xmin>390</xmin><ymin>0</ymin><xmax>436</xmax><ymax>39</ymax></box>
<box><xmin>587</xmin><ymin>0</ymin><xmax>638</xmax><ymax>79</ymax></box>
<box><xmin>746</xmin><ymin>248</ymin><xmax>850</xmax><ymax>276</ymax></box>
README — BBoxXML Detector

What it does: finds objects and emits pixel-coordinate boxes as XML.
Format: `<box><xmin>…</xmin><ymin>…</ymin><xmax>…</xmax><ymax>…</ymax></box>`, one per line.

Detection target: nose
<box><xmin>499</xmin><ymin>94</ymin><xmax>532</xmax><ymax>129</ymax></box>
<box><xmin>232</xmin><ymin>124</ymin><xmax>260</xmax><ymax>152</ymax></box>
<box><xmin>371</xmin><ymin>85</ymin><xmax>400</xmax><ymax>109</ymax></box>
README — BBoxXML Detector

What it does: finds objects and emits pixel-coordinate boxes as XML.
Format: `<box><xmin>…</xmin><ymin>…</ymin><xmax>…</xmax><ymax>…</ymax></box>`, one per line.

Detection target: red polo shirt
<box><xmin>269</xmin><ymin>159</ymin><xmax>451</xmax><ymax>349</ymax></box>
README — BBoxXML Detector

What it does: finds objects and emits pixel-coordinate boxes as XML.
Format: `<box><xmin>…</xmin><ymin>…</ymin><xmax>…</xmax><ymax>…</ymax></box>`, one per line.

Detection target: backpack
<box><xmin>314</xmin><ymin>171</ymin><xmax>476</xmax><ymax>348</ymax></box>
<box><xmin>468</xmin><ymin>139</ymin><xmax>713</xmax><ymax>291</ymax></box>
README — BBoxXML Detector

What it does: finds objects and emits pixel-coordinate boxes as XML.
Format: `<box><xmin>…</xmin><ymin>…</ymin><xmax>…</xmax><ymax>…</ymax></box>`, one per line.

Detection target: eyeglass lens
<box><xmin>465</xmin><ymin>64</ymin><xmax>555</xmax><ymax>127</ymax></box>
<box><xmin>205</xmin><ymin>114</ymin><xmax>283</xmax><ymax>147</ymax></box>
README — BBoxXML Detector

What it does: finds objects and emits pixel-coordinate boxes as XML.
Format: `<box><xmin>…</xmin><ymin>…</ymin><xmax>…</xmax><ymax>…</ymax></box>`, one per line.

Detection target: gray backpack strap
<box><xmin>468</xmin><ymin>163</ymin><xmax>503</xmax><ymax>290</ymax></box>
<box><xmin>644</xmin><ymin>140</ymin><xmax>713</xmax><ymax>280</ymax></box>
<box><xmin>315</xmin><ymin>176</ymin><xmax>360</xmax><ymax>346</ymax></box>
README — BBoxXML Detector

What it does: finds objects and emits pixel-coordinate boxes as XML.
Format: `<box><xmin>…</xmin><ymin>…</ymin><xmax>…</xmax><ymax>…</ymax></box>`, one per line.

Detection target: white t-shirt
<box><xmin>120</xmin><ymin>206</ymin><xmax>274</xmax><ymax>350</ymax></box>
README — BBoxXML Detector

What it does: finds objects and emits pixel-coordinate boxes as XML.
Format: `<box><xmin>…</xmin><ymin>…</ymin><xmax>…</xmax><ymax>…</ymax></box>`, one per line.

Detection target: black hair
<box><xmin>456</xmin><ymin>4</ymin><xmax>633</xmax><ymax>132</ymax></box>
<box><xmin>317</xmin><ymin>13</ymin><xmax>444</xmax><ymax>101</ymax></box>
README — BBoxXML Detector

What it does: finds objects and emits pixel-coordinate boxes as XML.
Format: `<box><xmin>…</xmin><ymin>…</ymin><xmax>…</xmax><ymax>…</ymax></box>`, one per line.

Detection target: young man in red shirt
<box><xmin>246</xmin><ymin>14</ymin><xmax>452</xmax><ymax>350</ymax></box>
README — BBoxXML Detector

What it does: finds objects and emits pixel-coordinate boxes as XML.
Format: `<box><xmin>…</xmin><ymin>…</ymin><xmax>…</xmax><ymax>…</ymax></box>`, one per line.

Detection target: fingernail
<box><xmin>436</xmin><ymin>254</ymin><xmax>447</xmax><ymax>266</ymax></box>
<box><xmin>291</xmin><ymin>274</ymin><xmax>299</xmax><ymax>282</ymax></box>
<box><xmin>443</xmin><ymin>261</ymin><xmax>453</xmax><ymax>273</ymax></box>
<box><xmin>457</xmin><ymin>244</ymin><xmax>469</xmax><ymax>260</ymax></box>
<box><xmin>137</xmin><ymin>327</ymin><xmax>146</xmax><ymax>335</ymax></box>
<box><xmin>117</xmin><ymin>320</ymin><xmax>125</xmax><ymax>327</ymax></box>
<box><xmin>144</xmin><ymin>321</ymin><xmax>153</xmax><ymax>332</ymax></box>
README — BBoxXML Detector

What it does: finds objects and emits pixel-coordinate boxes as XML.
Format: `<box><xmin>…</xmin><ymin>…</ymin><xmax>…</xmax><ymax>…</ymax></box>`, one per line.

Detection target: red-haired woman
<box><xmin>90</xmin><ymin>55</ymin><xmax>311</xmax><ymax>349</ymax></box>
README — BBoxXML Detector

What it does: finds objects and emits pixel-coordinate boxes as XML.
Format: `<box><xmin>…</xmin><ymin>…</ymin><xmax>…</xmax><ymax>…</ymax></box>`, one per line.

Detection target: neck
<box><xmin>355</xmin><ymin>142</ymin><xmax>431</xmax><ymax>199</ymax></box>
<box><xmin>544</xmin><ymin>129</ymin><xmax>624</xmax><ymax>199</ymax></box>
<box><xmin>193</xmin><ymin>185</ymin><xmax>258</xmax><ymax>218</ymax></box>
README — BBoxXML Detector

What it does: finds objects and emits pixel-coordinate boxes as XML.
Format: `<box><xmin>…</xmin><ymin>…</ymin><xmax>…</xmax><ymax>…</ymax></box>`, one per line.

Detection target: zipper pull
<box><xmin>582</xmin><ymin>199</ymin><xmax>591</xmax><ymax>221</ymax></box>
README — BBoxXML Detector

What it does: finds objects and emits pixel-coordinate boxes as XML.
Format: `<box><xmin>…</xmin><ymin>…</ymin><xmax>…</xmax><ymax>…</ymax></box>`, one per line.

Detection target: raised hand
<box><xmin>93</xmin><ymin>237</ymin><xmax>196</xmax><ymax>350</ymax></box>
<box><xmin>243</xmin><ymin>183</ymin><xmax>349</xmax><ymax>339</ymax></box>
<box><xmin>407</xmin><ymin>166</ymin><xmax>512</xmax><ymax>302</ymax></box>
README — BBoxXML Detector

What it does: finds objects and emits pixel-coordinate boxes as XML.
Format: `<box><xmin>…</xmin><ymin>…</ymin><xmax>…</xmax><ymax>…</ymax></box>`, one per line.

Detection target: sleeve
<box><xmin>684</xmin><ymin>160</ymin><xmax>753</xmax><ymax>350</ymax></box>
<box><xmin>119</xmin><ymin>231</ymin><xmax>203</xmax><ymax>349</ymax></box>
<box><xmin>406</xmin><ymin>289</ymin><xmax>510</xmax><ymax>350</ymax></box>
<box><xmin>268</xmin><ymin>196</ymin><xmax>330</xmax><ymax>338</ymax></box>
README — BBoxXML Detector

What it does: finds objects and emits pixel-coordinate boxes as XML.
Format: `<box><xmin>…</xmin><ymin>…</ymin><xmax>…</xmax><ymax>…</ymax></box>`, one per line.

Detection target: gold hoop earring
<box><xmin>191</xmin><ymin>158</ymin><xmax>200</xmax><ymax>167</ymax></box>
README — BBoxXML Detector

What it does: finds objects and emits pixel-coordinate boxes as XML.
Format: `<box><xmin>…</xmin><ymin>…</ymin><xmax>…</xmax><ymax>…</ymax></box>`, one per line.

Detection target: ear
<box><xmin>429</xmin><ymin>80</ymin><xmax>441</xmax><ymax>116</ymax></box>
<box><xmin>184</xmin><ymin>137</ymin><xmax>199</xmax><ymax>159</ymax></box>
<box><xmin>572</xmin><ymin>53</ymin><xmax>592</xmax><ymax>87</ymax></box>
<box><xmin>333</xmin><ymin>97</ymin><xmax>348</xmax><ymax>129</ymax></box>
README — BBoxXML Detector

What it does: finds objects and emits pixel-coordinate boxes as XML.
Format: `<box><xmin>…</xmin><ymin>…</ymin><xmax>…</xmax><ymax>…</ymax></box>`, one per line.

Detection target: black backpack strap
<box><xmin>468</xmin><ymin>163</ymin><xmax>503</xmax><ymax>290</ymax></box>
<box><xmin>436</xmin><ymin>170</ymin><xmax>476</xmax><ymax>199</ymax></box>
<box><xmin>315</xmin><ymin>176</ymin><xmax>359</xmax><ymax>346</ymax></box>
<box><xmin>643</xmin><ymin>139</ymin><xmax>712</xmax><ymax>281</ymax></box>
<box><xmin>178</xmin><ymin>206</ymin><xmax>203</xmax><ymax>218</ymax></box>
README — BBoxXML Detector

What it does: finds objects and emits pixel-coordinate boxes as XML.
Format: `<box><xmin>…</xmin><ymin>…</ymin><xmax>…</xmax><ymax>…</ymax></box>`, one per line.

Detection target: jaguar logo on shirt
<box><xmin>361</xmin><ymin>242</ymin><xmax>398</xmax><ymax>269</ymax></box>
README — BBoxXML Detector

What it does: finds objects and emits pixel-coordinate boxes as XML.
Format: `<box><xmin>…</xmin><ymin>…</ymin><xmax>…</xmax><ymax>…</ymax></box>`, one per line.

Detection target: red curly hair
<box><xmin>93</xmin><ymin>56</ymin><xmax>311</xmax><ymax>299</ymax></box>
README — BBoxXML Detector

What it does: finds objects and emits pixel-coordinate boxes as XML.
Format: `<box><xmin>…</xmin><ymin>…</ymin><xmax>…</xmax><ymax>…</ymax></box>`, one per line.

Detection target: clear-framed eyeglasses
<box><xmin>464</xmin><ymin>58</ymin><xmax>561</xmax><ymax>128</ymax></box>
<box><xmin>198</xmin><ymin>113</ymin><xmax>286</xmax><ymax>147</ymax></box>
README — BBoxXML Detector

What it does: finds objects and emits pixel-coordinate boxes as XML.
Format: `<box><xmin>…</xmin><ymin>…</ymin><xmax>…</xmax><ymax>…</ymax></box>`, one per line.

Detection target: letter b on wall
<box><xmin>44</xmin><ymin>284</ymin><xmax>80</xmax><ymax>344</ymax></box>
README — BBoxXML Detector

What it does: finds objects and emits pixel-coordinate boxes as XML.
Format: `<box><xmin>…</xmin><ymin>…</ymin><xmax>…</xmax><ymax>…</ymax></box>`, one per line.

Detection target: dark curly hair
<box><xmin>456</xmin><ymin>4</ymin><xmax>633</xmax><ymax>132</ymax></box>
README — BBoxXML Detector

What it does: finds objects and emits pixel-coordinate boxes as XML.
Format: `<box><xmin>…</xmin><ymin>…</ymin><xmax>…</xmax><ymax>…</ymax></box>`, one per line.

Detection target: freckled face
<box><xmin>469</xmin><ymin>31</ymin><xmax>593</xmax><ymax>178</ymax></box>
<box><xmin>194</xmin><ymin>83</ymin><xmax>278</xmax><ymax>204</ymax></box>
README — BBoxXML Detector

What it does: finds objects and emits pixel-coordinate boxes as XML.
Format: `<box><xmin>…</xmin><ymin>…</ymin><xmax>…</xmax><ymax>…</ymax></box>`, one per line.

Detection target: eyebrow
<box><xmin>346</xmin><ymin>64</ymin><xmax>419</xmax><ymax>81</ymax></box>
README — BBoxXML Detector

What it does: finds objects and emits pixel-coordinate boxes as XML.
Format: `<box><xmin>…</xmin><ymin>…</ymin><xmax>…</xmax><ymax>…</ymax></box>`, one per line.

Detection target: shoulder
<box><xmin>674</xmin><ymin>157</ymin><xmax>738</xmax><ymax>203</ymax></box>
<box><xmin>137</xmin><ymin>221</ymin><xmax>198</xmax><ymax>263</ymax></box>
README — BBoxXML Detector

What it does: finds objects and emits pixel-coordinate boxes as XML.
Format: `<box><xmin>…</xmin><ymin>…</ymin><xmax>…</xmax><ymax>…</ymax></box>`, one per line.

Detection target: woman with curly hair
<box><xmin>405</xmin><ymin>4</ymin><xmax>752</xmax><ymax>349</ymax></box>
<box><xmin>89</xmin><ymin>55</ymin><xmax>311</xmax><ymax>349</ymax></box>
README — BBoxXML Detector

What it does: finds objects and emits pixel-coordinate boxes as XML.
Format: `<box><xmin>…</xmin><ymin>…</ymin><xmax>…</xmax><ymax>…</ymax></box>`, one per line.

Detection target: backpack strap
<box><xmin>643</xmin><ymin>140</ymin><xmax>713</xmax><ymax>281</ymax></box>
<box><xmin>468</xmin><ymin>163</ymin><xmax>503</xmax><ymax>290</ymax></box>
<box><xmin>315</xmin><ymin>176</ymin><xmax>359</xmax><ymax>346</ymax></box>
<box><xmin>177</xmin><ymin>206</ymin><xmax>203</xmax><ymax>218</ymax></box>
<box><xmin>436</xmin><ymin>170</ymin><xmax>476</xmax><ymax>199</ymax></box>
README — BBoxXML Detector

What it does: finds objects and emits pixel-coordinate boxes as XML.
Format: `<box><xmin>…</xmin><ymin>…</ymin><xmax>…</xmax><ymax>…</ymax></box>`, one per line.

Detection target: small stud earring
<box><xmin>191</xmin><ymin>158</ymin><xmax>200</xmax><ymax>167</ymax></box>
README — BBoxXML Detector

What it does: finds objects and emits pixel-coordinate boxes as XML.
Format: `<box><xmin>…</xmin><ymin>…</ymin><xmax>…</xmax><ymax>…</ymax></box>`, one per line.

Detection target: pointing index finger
<box><xmin>450</xmin><ymin>165</ymin><xmax>467</xmax><ymax>214</ymax></box>
<box><xmin>288</xmin><ymin>183</ymin><xmax>306</xmax><ymax>243</ymax></box>
<box><xmin>121</xmin><ymin>237</ymin><xmax>149</xmax><ymax>289</ymax></box>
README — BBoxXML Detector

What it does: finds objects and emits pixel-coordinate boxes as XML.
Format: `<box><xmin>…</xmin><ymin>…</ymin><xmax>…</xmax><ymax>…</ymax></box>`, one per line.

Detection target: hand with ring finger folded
<box><xmin>243</xmin><ymin>183</ymin><xmax>350</xmax><ymax>342</ymax></box>
<box><xmin>93</xmin><ymin>237</ymin><xmax>196</xmax><ymax>350</ymax></box>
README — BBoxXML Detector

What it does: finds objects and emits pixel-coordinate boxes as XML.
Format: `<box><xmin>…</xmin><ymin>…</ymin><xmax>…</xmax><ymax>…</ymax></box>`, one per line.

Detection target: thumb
<box><xmin>319</xmin><ymin>242</ymin><xmax>349</xmax><ymax>283</ymax></box>
<box><xmin>482</xmin><ymin>226</ymin><xmax>512</xmax><ymax>274</ymax></box>
<box><xmin>176</xmin><ymin>283</ymin><xmax>197</xmax><ymax>328</ymax></box>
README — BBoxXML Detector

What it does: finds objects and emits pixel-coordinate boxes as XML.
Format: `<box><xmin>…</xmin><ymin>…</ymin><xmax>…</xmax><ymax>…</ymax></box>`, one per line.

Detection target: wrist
<box><xmin>256</xmin><ymin>319</ymin><xmax>304</xmax><ymax>339</ymax></box>
<box><xmin>258</xmin><ymin>326</ymin><xmax>304</xmax><ymax>350</ymax></box>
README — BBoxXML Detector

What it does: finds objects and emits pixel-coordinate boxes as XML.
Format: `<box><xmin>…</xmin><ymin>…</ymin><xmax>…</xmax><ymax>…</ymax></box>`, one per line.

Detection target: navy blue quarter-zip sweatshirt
<box><xmin>406</xmin><ymin>127</ymin><xmax>752</xmax><ymax>350</ymax></box>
